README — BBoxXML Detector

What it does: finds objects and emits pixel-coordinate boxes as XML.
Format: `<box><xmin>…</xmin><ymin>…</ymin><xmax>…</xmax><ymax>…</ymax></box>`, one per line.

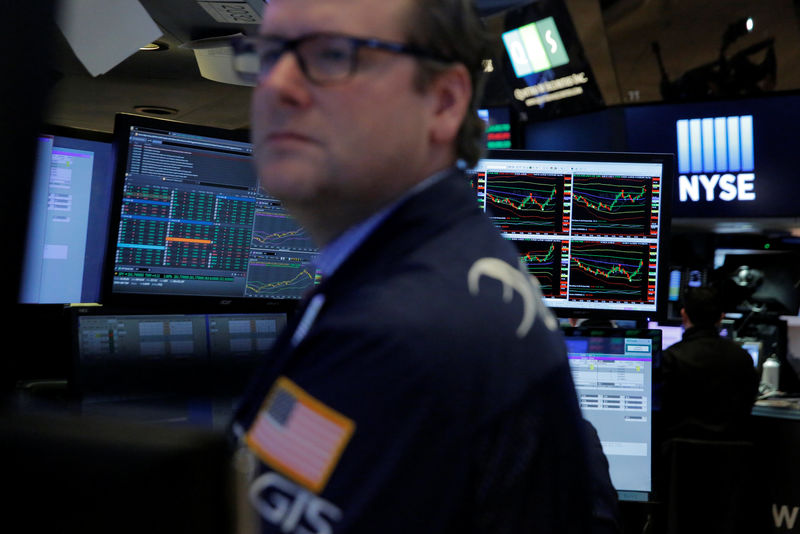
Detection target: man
<box><xmin>656</xmin><ymin>286</ymin><xmax>759</xmax><ymax>441</ymax></box>
<box><xmin>229</xmin><ymin>1</ymin><xmax>595</xmax><ymax>532</ymax></box>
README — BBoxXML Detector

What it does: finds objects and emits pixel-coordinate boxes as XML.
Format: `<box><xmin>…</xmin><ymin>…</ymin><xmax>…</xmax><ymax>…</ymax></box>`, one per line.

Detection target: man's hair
<box><xmin>404</xmin><ymin>0</ymin><xmax>492</xmax><ymax>168</ymax></box>
<box><xmin>682</xmin><ymin>286</ymin><xmax>724</xmax><ymax>328</ymax></box>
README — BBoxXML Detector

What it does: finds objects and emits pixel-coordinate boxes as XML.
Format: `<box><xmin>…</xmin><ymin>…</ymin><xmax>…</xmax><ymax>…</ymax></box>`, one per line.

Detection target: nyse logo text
<box><xmin>678</xmin><ymin>173</ymin><xmax>755</xmax><ymax>202</ymax></box>
<box><xmin>676</xmin><ymin>116</ymin><xmax>756</xmax><ymax>203</ymax></box>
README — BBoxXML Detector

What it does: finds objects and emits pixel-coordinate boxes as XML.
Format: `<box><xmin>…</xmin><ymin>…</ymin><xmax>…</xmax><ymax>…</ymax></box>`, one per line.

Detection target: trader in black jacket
<box><xmin>656</xmin><ymin>286</ymin><xmax>759</xmax><ymax>441</ymax></box>
<box><xmin>227</xmin><ymin>0</ymin><xmax>598</xmax><ymax>532</ymax></box>
<box><xmin>649</xmin><ymin>290</ymin><xmax>762</xmax><ymax>534</ymax></box>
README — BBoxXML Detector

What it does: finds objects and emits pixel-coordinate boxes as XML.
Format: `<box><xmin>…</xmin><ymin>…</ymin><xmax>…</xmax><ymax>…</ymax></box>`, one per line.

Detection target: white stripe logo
<box><xmin>675</xmin><ymin>115</ymin><xmax>756</xmax><ymax>203</ymax></box>
<box><xmin>676</xmin><ymin>115</ymin><xmax>754</xmax><ymax>174</ymax></box>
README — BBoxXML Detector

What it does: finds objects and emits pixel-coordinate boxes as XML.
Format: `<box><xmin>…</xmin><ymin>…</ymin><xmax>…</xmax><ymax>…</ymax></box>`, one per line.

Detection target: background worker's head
<box><xmin>681</xmin><ymin>286</ymin><xmax>724</xmax><ymax>328</ymax></box>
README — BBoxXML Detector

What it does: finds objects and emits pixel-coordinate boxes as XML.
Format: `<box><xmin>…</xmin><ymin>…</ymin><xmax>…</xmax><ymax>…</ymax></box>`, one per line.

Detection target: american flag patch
<box><xmin>245</xmin><ymin>376</ymin><xmax>355</xmax><ymax>493</ymax></box>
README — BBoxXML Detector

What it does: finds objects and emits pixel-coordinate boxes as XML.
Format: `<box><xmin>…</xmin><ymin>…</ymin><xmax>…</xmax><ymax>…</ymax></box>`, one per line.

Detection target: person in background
<box><xmin>648</xmin><ymin>290</ymin><xmax>763</xmax><ymax>534</ymax></box>
<box><xmin>656</xmin><ymin>285</ymin><xmax>759</xmax><ymax>442</ymax></box>
<box><xmin>228</xmin><ymin>0</ymin><xmax>598</xmax><ymax>532</ymax></box>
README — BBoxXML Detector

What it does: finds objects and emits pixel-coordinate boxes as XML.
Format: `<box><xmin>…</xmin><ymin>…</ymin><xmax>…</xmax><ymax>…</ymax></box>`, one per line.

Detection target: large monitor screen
<box><xmin>103</xmin><ymin>114</ymin><xmax>318</xmax><ymax>307</ymax></box>
<box><xmin>19</xmin><ymin>127</ymin><xmax>116</xmax><ymax>304</ymax></box>
<box><xmin>562</xmin><ymin>327</ymin><xmax>659</xmax><ymax>502</ymax></box>
<box><xmin>469</xmin><ymin>150</ymin><xmax>673</xmax><ymax>319</ymax></box>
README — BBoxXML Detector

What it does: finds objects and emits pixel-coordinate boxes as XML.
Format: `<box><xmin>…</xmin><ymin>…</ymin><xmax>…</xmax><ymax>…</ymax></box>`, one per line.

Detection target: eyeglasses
<box><xmin>230</xmin><ymin>32</ymin><xmax>451</xmax><ymax>85</ymax></box>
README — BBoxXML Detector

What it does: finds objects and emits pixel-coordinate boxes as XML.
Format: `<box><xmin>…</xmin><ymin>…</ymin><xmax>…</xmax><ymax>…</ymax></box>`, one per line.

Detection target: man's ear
<box><xmin>428</xmin><ymin>63</ymin><xmax>472</xmax><ymax>146</ymax></box>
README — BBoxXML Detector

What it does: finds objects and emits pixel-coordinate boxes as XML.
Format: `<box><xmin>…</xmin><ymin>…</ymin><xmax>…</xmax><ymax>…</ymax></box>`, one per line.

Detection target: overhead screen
<box><xmin>103</xmin><ymin>114</ymin><xmax>318</xmax><ymax>308</ymax></box>
<box><xmin>19</xmin><ymin>127</ymin><xmax>116</xmax><ymax>304</ymax></box>
<box><xmin>481</xmin><ymin>0</ymin><xmax>605</xmax><ymax>121</ymax></box>
<box><xmin>469</xmin><ymin>150</ymin><xmax>672</xmax><ymax>320</ymax></box>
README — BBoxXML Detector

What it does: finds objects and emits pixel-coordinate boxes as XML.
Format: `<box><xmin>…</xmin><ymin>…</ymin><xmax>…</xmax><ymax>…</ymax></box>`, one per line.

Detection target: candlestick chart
<box><xmin>516</xmin><ymin>241</ymin><xmax>562</xmax><ymax>298</ymax></box>
<box><xmin>570</xmin><ymin>175</ymin><xmax>652</xmax><ymax>236</ymax></box>
<box><xmin>484</xmin><ymin>172</ymin><xmax>564</xmax><ymax>234</ymax></box>
<box><xmin>568</xmin><ymin>241</ymin><xmax>651</xmax><ymax>303</ymax></box>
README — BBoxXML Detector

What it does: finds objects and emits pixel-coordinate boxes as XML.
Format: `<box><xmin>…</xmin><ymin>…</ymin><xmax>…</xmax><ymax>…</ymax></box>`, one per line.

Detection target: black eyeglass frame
<box><xmin>230</xmin><ymin>32</ymin><xmax>453</xmax><ymax>85</ymax></box>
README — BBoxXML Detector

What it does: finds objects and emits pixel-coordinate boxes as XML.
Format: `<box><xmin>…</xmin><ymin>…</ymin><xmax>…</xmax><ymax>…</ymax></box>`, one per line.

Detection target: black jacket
<box><xmin>655</xmin><ymin>325</ymin><xmax>759</xmax><ymax>441</ymax></box>
<box><xmin>231</xmin><ymin>169</ymin><xmax>597</xmax><ymax>534</ymax></box>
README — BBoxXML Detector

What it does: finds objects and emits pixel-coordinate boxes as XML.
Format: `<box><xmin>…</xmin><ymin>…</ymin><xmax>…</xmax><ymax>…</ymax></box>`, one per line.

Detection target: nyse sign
<box><xmin>676</xmin><ymin>115</ymin><xmax>756</xmax><ymax>203</ymax></box>
<box><xmin>678</xmin><ymin>173</ymin><xmax>755</xmax><ymax>202</ymax></box>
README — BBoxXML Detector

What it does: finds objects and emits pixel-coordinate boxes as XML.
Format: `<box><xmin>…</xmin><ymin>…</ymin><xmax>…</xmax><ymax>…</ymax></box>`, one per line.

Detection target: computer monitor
<box><xmin>648</xmin><ymin>321</ymin><xmax>684</xmax><ymax>351</ymax></box>
<box><xmin>663</xmin><ymin>266</ymin><xmax>708</xmax><ymax>321</ymax></box>
<box><xmin>715</xmin><ymin>250</ymin><xmax>800</xmax><ymax>316</ymax></box>
<box><xmin>562</xmin><ymin>326</ymin><xmax>660</xmax><ymax>502</ymax></box>
<box><xmin>19</xmin><ymin>126</ymin><xmax>116</xmax><ymax>304</ymax></box>
<box><xmin>71</xmin><ymin>306</ymin><xmax>287</xmax><ymax>397</ymax></box>
<box><xmin>477</xmin><ymin>106</ymin><xmax>518</xmax><ymax>150</ymax></box>
<box><xmin>490</xmin><ymin>1</ymin><xmax>605</xmax><ymax>121</ymax></box>
<box><xmin>469</xmin><ymin>149</ymin><xmax>673</xmax><ymax>320</ymax></box>
<box><xmin>736</xmin><ymin>338</ymin><xmax>762</xmax><ymax>367</ymax></box>
<box><xmin>103</xmin><ymin>113</ymin><xmax>318</xmax><ymax>309</ymax></box>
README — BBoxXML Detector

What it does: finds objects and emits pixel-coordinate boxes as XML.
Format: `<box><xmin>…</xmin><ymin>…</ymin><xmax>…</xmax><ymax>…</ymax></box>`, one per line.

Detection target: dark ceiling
<box><xmin>41</xmin><ymin>0</ymin><xmax>800</xmax><ymax>136</ymax></box>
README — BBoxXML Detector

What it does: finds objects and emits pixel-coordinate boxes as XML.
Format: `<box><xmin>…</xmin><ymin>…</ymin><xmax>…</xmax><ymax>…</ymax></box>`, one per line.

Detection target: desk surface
<box><xmin>753</xmin><ymin>398</ymin><xmax>800</xmax><ymax>420</ymax></box>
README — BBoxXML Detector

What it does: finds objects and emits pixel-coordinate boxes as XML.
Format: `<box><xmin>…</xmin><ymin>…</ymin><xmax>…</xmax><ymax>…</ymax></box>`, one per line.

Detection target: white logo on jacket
<box><xmin>250</xmin><ymin>471</ymin><xmax>341</xmax><ymax>534</ymax></box>
<box><xmin>468</xmin><ymin>257</ymin><xmax>558</xmax><ymax>337</ymax></box>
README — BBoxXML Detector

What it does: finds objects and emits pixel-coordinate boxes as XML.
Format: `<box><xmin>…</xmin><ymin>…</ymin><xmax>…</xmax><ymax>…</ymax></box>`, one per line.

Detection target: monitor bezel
<box><xmin>39</xmin><ymin>123</ymin><xmax>114</xmax><ymax>144</ymax></box>
<box><xmin>100</xmin><ymin>113</ymin><xmax>299</xmax><ymax>313</ymax></box>
<box><xmin>481</xmin><ymin>148</ymin><xmax>674</xmax><ymax>322</ymax></box>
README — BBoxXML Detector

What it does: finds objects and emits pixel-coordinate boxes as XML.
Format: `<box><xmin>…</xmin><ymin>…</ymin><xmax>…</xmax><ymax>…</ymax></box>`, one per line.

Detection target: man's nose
<box><xmin>258</xmin><ymin>50</ymin><xmax>306</xmax><ymax>88</ymax></box>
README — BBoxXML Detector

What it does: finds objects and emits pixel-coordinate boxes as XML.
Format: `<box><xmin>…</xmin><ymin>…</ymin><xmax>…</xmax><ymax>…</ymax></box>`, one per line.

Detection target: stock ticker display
<box><xmin>470</xmin><ymin>151</ymin><xmax>667</xmax><ymax>316</ymax></box>
<box><xmin>110</xmin><ymin>120</ymin><xmax>318</xmax><ymax>301</ymax></box>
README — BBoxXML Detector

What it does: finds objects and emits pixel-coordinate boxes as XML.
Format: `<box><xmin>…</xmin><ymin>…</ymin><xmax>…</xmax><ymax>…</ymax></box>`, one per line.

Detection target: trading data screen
<box><xmin>563</xmin><ymin>328</ymin><xmax>658</xmax><ymax>501</ymax></box>
<box><xmin>108</xmin><ymin>117</ymin><xmax>318</xmax><ymax>302</ymax></box>
<box><xmin>73</xmin><ymin>310</ymin><xmax>288</xmax><ymax>396</ymax></box>
<box><xmin>469</xmin><ymin>150</ymin><xmax>670</xmax><ymax>317</ymax></box>
<box><xmin>77</xmin><ymin>312</ymin><xmax>287</xmax><ymax>360</ymax></box>
<box><xmin>19</xmin><ymin>132</ymin><xmax>115</xmax><ymax>304</ymax></box>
